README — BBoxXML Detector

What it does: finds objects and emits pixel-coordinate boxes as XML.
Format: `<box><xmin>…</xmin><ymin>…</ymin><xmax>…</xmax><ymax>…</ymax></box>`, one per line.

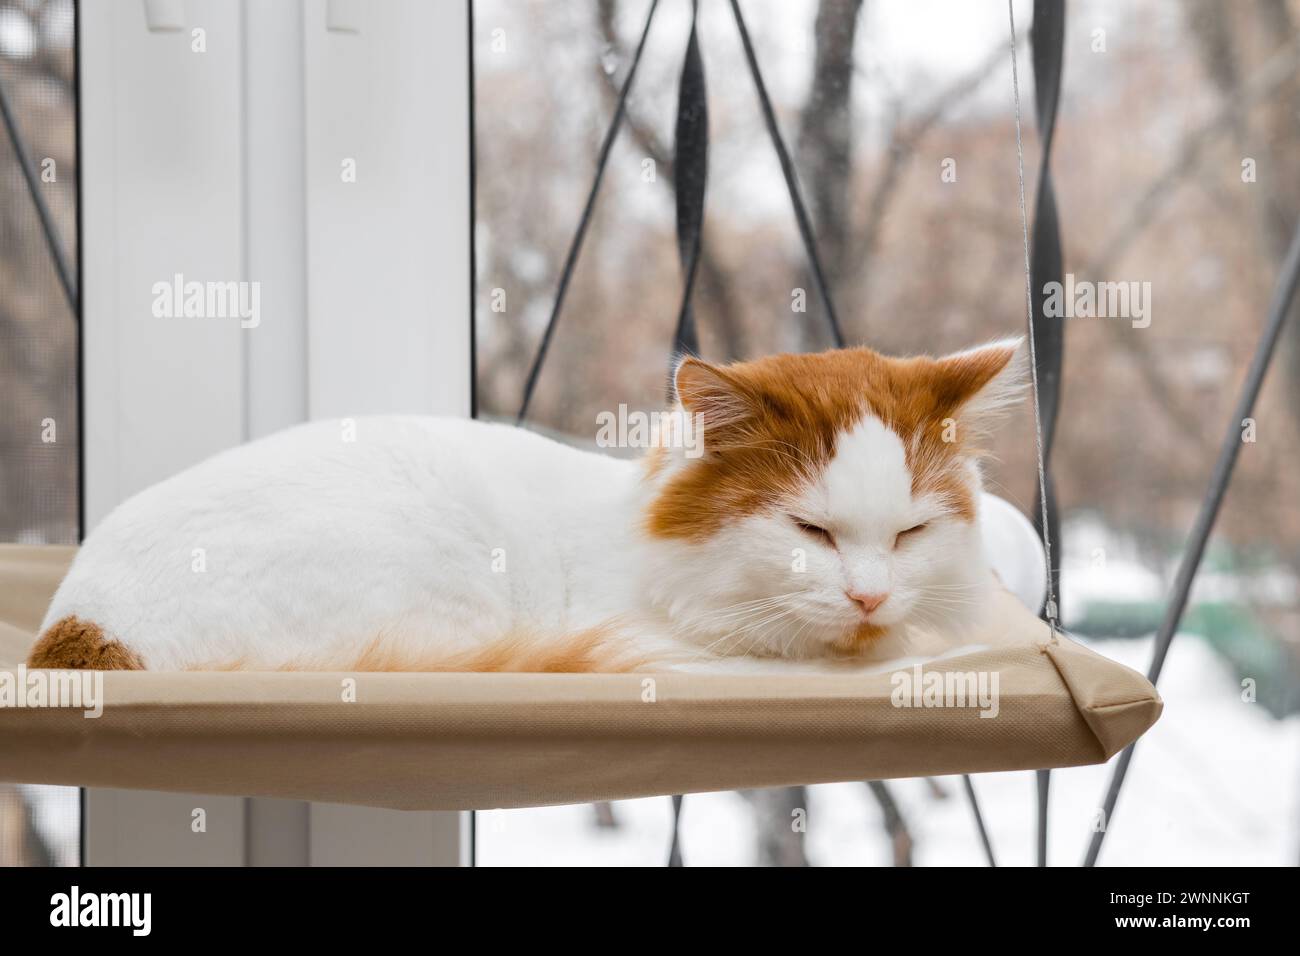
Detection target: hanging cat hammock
<box><xmin>0</xmin><ymin>1</ymin><xmax>1166</xmax><ymax>815</ymax></box>
<box><xmin>0</xmin><ymin>545</ymin><xmax>1160</xmax><ymax>810</ymax></box>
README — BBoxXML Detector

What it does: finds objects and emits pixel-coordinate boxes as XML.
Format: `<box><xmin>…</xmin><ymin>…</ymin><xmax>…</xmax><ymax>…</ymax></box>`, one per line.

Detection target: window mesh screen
<box><xmin>0</xmin><ymin>0</ymin><xmax>79</xmax><ymax>867</ymax></box>
<box><xmin>1</xmin><ymin>0</ymin><xmax>78</xmax><ymax>545</ymax></box>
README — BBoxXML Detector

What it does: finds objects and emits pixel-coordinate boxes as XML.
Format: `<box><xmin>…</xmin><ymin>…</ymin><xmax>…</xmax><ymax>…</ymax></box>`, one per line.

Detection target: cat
<box><xmin>29</xmin><ymin>339</ymin><xmax>1027</xmax><ymax>674</ymax></box>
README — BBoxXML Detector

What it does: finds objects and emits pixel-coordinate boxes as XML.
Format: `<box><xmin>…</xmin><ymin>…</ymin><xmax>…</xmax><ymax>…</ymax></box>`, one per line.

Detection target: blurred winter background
<box><xmin>2</xmin><ymin>0</ymin><xmax>1299</xmax><ymax>866</ymax></box>
<box><xmin>472</xmin><ymin>0</ymin><xmax>1300</xmax><ymax>865</ymax></box>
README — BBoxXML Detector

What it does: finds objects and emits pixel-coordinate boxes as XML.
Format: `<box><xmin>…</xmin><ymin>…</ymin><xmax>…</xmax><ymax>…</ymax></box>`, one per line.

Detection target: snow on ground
<box><xmin>18</xmin><ymin>784</ymin><xmax>78</xmax><ymax>867</ymax></box>
<box><xmin>479</xmin><ymin>633</ymin><xmax>1300</xmax><ymax>866</ymax></box>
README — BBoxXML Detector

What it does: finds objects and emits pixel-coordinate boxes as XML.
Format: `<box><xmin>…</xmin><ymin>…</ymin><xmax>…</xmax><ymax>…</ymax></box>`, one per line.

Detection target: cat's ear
<box><xmin>933</xmin><ymin>337</ymin><xmax>1028</xmax><ymax>441</ymax></box>
<box><xmin>673</xmin><ymin>356</ymin><xmax>755</xmax><ymax>433</ymax></box>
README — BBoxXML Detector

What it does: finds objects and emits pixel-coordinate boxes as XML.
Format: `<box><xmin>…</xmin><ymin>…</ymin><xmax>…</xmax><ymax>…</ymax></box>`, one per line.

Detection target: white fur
<box><xmin>44</xmin><ymin>346</ymin><xmax>1022</xmax><ymax>673</ymax></box>
<box><xmin>44</xmin><ymin>418</ymin><xmax>650</xmax><ymax>670</ymax></box>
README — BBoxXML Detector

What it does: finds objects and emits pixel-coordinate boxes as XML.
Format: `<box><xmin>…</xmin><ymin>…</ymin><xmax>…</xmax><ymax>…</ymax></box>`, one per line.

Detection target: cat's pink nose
<box><xmin>846</xmin><ymin>590</ymin><xmax>888</xmax><ymax>615</ymax></box>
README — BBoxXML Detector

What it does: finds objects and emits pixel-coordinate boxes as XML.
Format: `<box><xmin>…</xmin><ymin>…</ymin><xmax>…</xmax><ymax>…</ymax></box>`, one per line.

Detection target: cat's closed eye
<box><xmin>790</xmin><ymin>516</ymin><xmax>835</xmax><ymax>547</ymax></box>
<box><xmin>894</xmin><ymin>523</ymin><xmax>928</xmax><ymax>547</ymax></box>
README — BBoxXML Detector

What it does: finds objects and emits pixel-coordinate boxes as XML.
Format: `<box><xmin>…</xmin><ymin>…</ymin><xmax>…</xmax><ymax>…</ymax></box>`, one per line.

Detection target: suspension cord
<box><xmin>515</xmin><ymin>0</ymin><xmax>662</xmax><ymax>425</ymax></box>
<box><xmin>729</xmin><ymin>0</ymin><xmax>845</xmax><ymax>348</ymax></box>
<box><xmin>1006</xmin><ymin>0</ymin><xmax>1060</xmax><ymax>641</ymax></box>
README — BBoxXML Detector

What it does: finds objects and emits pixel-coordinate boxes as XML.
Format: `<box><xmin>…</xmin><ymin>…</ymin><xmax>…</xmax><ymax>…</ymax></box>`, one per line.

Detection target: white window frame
<box><xmin>78</xmin><ymin>0</ymin><xmax>473</xmax><ymax>866</ymax></box>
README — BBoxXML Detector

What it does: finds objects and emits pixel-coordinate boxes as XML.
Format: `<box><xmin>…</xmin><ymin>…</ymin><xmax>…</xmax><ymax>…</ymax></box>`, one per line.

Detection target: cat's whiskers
<box><xmin>689</xmin><ymin>591</ymin><xmax>810</xmax><ymax>629</ymax></box>
<box><xmin>779</xmin><ymin>614</ymin><xmax>819</xmax><ymax>658</ymax></box>
<box><xmin>733</xmin><ymin>594</ymin><xmax>840</xmax><ymax>661</ymax></box>
<box><xmin>915</xmin><ymin>593</ymin><xmax>980</xmax><ymax>609</ymax></box>
<box><xmin>708</xmin><ymin>603</ymin><xmax>804</xmax><ymax>645</ymax></box>
<box><xmin>686</xmin><ymin>602</ymin><xmax>806</xmax><ymax>662</ymax></box>
<box><xmin>690</xmin><ymin>589</ymin><xmax>814</xmax><ymax>623</ymax></box>
<box><xmin>688</xmin><ymin>605</ymin><xmax>784</xmax><ymax>632</ymax></box>
<box><xmin>914</xmin><ymin>598</ymin><xmax>981</xmax><ymax>617</ymax></box>
<box><xmin>687</xmin><ymin>609</ymin><xmax>786</xmax><ymax>660</ymax></box>
<box><xmin>915</xmin><ymin>583</ymin><xmax>983</xmax><ymax>605</ymax></box>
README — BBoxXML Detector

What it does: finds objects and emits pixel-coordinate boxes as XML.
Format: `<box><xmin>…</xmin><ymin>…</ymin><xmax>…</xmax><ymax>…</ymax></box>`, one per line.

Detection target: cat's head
<box><xmin>640</xmin><ymin>340</ymin><xmax>1027</xmax><ymax>662</ymax></box>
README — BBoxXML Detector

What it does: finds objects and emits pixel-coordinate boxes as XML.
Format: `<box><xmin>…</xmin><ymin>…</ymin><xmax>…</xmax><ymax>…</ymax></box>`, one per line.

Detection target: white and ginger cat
<box><xmin>30</xmin><ymin>341</ymin><xmax>1027</xmax><ymax>674</ymax></box>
